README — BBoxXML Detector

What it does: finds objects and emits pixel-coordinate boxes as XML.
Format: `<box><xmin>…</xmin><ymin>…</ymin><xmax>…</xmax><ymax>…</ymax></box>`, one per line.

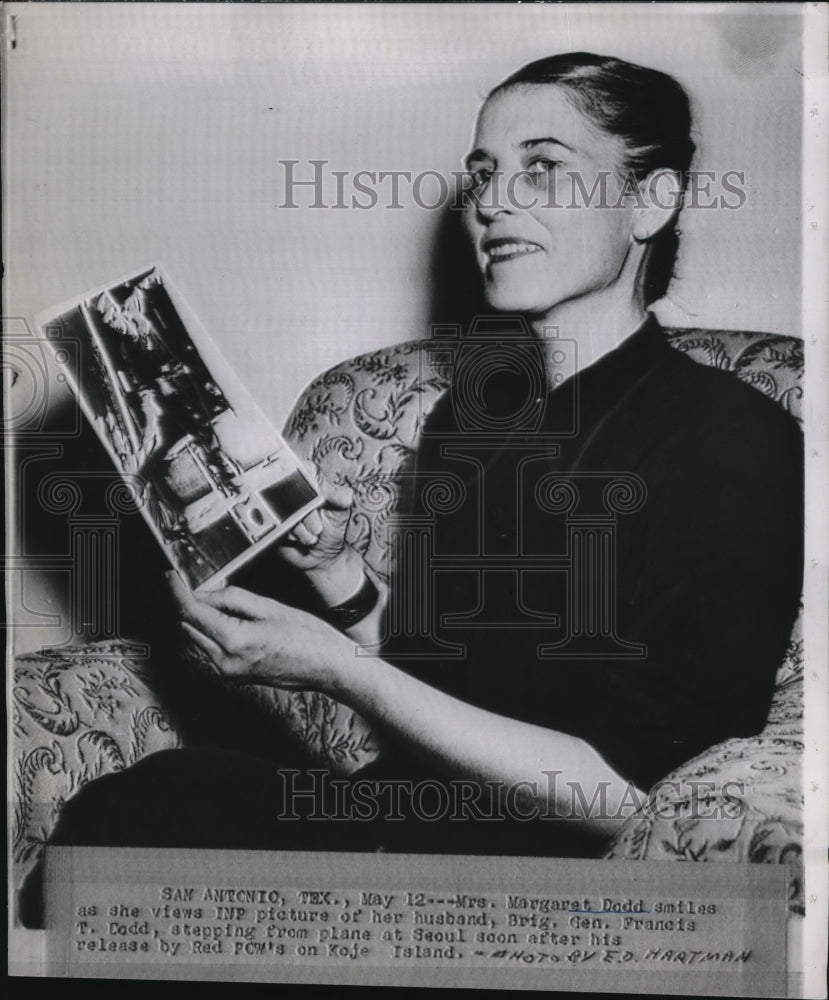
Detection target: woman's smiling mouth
<box><xmin>483</xmin><ymin>238</ymin><xmax>544</xmax><ymax>264</ymax></box>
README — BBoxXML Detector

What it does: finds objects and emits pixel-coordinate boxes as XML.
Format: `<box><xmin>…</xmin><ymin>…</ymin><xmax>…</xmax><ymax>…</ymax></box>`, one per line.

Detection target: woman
<box><xmin>44</xmin><ymin>53</ymin><xmax>803</xmax><ymax>860</ymax></box>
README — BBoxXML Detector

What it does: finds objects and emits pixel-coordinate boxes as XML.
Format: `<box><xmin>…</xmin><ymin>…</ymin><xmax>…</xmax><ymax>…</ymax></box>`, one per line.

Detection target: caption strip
<box><xmin>43</xmin><ymin>847</ymin><xmax>787</xmax><ymax>994</ymax></box>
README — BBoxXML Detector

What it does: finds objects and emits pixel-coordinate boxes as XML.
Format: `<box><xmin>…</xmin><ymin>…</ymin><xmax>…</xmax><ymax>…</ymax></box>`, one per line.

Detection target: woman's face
<box><xmin>464</xmin><ymin>84</ymin><xmax>638</xmax><ymax>317</ymax></box>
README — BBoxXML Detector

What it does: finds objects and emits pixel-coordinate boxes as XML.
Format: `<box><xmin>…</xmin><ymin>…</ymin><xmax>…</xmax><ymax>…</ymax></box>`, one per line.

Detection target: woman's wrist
<box><xmin>304</xmin><ymin>546</ymin><xmax>364</xmax><ymax>607</ymax></box>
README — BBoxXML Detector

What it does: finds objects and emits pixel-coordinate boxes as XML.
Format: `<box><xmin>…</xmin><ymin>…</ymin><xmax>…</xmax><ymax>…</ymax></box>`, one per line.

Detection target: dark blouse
<box><xmin>383</xmin><ymin>315</ymin><xmax>803</xmax><ymax>792</ymax></box>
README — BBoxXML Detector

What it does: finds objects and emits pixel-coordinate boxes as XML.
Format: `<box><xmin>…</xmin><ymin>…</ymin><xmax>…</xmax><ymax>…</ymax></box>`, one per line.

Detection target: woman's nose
<box><xmin>471</xmin><ymin>171</ymin><xmax>513</xmax><ymax>222</ymax></box>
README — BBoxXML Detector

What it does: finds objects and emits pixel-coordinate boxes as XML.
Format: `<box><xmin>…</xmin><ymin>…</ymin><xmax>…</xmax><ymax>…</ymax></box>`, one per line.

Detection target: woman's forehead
<box><xmin>471</xmin><ymin>84</ymin><xmax>621</xmax><ymax>161</ymax></box>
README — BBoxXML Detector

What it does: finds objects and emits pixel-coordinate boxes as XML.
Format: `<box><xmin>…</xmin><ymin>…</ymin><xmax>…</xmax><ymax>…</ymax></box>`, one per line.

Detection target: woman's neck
<box><xmin>528</xmin><ymin>276</ymin><xmax>649</xmax><ymax>386</ymax></box>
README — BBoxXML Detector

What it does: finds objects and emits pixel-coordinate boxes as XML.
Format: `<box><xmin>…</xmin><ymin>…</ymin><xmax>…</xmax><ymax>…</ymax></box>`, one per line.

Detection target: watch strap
<box><xmin>320</xmin><ymin>573</ymin><xmax>379</xmax><ymax>631</ymax></box>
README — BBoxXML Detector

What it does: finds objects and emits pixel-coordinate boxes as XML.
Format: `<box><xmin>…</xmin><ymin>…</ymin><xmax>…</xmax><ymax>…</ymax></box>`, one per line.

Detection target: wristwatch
<box><xmin>320</xmin><ymin>573</ymin><xmax>380</xmax><ymax>631</ymax></box>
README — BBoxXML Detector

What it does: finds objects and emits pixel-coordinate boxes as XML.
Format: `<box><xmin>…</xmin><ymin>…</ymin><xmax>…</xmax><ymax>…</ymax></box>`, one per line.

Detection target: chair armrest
<box><xmin>12</xmin><ymin>641</ymin><xmax>181</xmax><ymax>889</ymax></box>
<box><xmin>602</xmin><ymin>612</ymin><xmax>804</xmax><ymax>916</ymax></box>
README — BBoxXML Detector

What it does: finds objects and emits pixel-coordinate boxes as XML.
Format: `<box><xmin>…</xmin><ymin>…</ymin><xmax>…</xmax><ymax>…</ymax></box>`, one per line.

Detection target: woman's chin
<box><xmin>483</xmin><ymin>283</ymin><xmax>551</xmax><ymax>316</ymax></box>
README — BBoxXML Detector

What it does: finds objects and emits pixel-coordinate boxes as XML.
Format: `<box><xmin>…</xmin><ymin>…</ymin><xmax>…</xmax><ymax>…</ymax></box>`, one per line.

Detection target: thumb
<box><xmin>316</xmin><ymin>475</ymin><xmax>354</xmax><ymax>511</ymax></box>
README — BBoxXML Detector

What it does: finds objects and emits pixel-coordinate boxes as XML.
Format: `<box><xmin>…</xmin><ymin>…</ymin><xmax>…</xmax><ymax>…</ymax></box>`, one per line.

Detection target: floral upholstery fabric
<box><xmin>11</xmin><ymin>641</ymin><xmax>383</xmax><ymax>894</ymax></box>
<box><xmin>665</xmin><ymin>327</ymin><xmax>802</xmax><ymax>421</ymax></box>
<box><xmin>12</xmin><ymin>642</ymin><xmax>181</xmax><ymax>892</ymax></box>
<box><xmin>11</xmin><ymin>326</ymin><xmax>803</xmax><ymax>904</ymax></box>
<box><xmin>283</xmin><ymin>339</ymin><xmax>451</xmax><ymax>581</ymax></box>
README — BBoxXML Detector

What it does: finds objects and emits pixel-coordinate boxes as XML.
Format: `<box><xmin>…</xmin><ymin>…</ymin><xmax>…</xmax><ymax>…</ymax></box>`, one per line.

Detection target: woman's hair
<box><xmin>489</xmin><ymin>53</ymin><xmax>696</xmax><ymax>306</ymax></box>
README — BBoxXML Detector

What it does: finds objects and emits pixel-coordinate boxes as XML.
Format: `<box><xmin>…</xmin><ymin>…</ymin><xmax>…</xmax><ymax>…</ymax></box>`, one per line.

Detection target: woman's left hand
<box><xmin>168</xmin><ymin>572</ymin><xmax>349</xmax><ymax>692</ymax></box>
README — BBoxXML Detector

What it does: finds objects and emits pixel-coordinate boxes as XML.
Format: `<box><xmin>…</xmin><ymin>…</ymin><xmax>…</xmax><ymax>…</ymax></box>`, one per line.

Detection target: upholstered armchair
<box><xmin>12</xmin><ymin>326</ymin><xmax>804</xmax><ymax>913</ymax></box>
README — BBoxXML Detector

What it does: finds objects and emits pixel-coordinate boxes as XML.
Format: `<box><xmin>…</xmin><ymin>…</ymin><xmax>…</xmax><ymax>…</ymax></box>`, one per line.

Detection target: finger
<box><xmin>290</xmin><ymin>520</ymin><xmax>320</xmax><ymax>547</ymax></box>
<box><xmin>176</xmin><ymin>590</ymin><xmax>243</xmax><ymax>648</ymax></box>
<box><xmin>315</xmin><ymin>477</ymin><xmax>353</xmax><ymax>510</ymax></box>
<box><xmin>166</xmin><ymin>569</ymin><xmax>195</xmax><ymax>607</ymax></box>
<box><xmin>198</xmin><ymin>585</ymin><xmax>280</xmax><ymax>621</ymax></box>
<box><xmin>181</xmin><ymin>621</ymin><xmax>225</xmax><ymax>672</ymax></box>
<box><xmin>302</xmin><ymin>509</ymin><xmax>324</xmax><ymax>536</ymax></box>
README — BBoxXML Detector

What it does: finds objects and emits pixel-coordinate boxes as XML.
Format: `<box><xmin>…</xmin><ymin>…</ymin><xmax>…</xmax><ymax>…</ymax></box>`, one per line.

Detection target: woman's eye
<box><xmin>525</xmin><ymin>159</ymin><xmax>560</xmax><ymax>182</ymax></box>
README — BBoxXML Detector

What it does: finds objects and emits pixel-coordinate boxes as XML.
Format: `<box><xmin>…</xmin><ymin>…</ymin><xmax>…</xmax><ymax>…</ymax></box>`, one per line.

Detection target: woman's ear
<box><xmin>631</xmin><ymin>169</ymin><xmax>683</xmax><ymax>242</ymax></box>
